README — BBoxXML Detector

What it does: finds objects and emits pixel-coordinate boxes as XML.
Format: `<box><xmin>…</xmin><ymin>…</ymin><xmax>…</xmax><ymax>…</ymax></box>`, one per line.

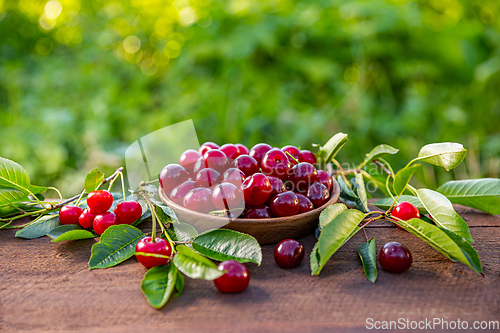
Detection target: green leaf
<box><xmin>393</xmin><ymin>218</ymin><xmax>482</xmax><ymax>274</ymax></box>
<box><xmin>353</xmin><ymin>173</ymin><xmax>369</xmax><ymax>213</ymax></box>
<box><xmin>416</xmin><ymin>189</ymin><xmax>473</xmax><ymax>243</ymax></box>
<box><xmin>174</xmin><ymin>271</ymin><xmax>185</xmax><ymax>297</ymax></box>
<box><xmin>393</xmin><ymin>164</ymin><xmax>420</xmax><ymax>196</ymax></box>
<box><xmin>153</xmin><ymin>202</ymin><xmax>178</xmax><ymax>225</ymax></box>
<box><xmin>132</xmin><ymin>211</ymin><xmax>152</xmax><ymax>227</ymax></box>
<box><xmin>15</xmin><ymin>214</ymin><xmax>61</xmax><ymax>239</ymax></box>
<box><xmin>319</xmin><ymin>203</ymin><xmax>347</xmax><ymax>230</ymax></box>
<box><xmin>0</xmin><ymin>187</ymin><xmax>30</xmax><ymax>206</ymax></box>
<box><xmin>192</xmin><ymin>229</ymin><xmax>262</xmax><ymax>265</ymax></box>
<box><xmin>318</xmin><ymin>133</ymin><xmax>348</xmax><ymax>165</ymax></box>
<box><xmin>357</xmin><ymin>238</ymin><xmax>377</xmax><ymax>283</ymax></box>
<box><xmin>363</xmin><ymin>144</ymin><xmax>399</xmax><ymax>164</ymax></box>
<box><xmin>437</xmin><ymin>178</ymin><xmax>500</xmax><ymax>215</ymax></box>
<box><xmin>373</xmin><ymin>196</ymin><xmax>428</xmax><ymax>214</ymax></box>
<box><xmin>47</xmin><ymin>225</ymin><xmax>96</xmax><ymax>242</ymax></box>
<box><xmin>84</xmin><ymin>168</ymin><xmax>105</xmax><ymax>193</ymax></box>
<box><xmin>141</xmin><ymin>264</ymin><xmax>177</xmax><ymax>309</ymax></box>
<box><xmin>172</xmin><ymin>245</ymin><xmax>224</xmax><ymax>280</ymax></box>
<box><xmin>89</xmin><ymin>225</ymin><xmax>145</xmax><ymax>269</ymax></box>
<box><xmin>310</xmin><ymin>242</ymin><xmax>321</xmax><ymax>275</ymax></box>
<box><xmin>167</xmin><ymin>222</ymin><xmax>198</xmax><ymax>242</ymax></box>
<box><xmin>28</xmin><ymin>185</ymin><xmax>48</xmax><ymax>194</ymax></box>
<box><xmin>337</xmin><ymin>175</ymin><xmax>358</xmax><ymax>200</ymax></box>
<box><xmin>416</xmin><ymin>143</ymin><xmax>467</xmax><ymax>171</ymax></box>
<box><xmin>0</xmin><ymin>157</ymin><xmax>31</xmax><ymax>194</ymax></box>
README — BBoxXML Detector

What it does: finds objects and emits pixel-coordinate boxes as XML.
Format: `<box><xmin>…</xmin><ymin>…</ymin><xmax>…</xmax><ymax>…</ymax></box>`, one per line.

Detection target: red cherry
<box><xmin>222</xmin><ymin>168</ymin><xmax>246</xmax><ymax>188</ymax></box>
<box><xmin>159</xmin><ymin>164</ymin><xmax>189</xmax><ymax>194</ymax></box>
<box><xmin>378</xmin><ymin>242</ymin><xmax>412</xmax><ymax>273</ymax></box>
<box><xmin>261</xmin><ymin>148</ymin><xmax>291</xmax><ymax>180</ymax></box>
<box><xmin>299</xmin><ymin>150</ymin><xmax>317</xmax><ymax>165</ymax></box>
<box><xmin>87</xmin><ymin>190</ymin><xmax>114</xmax><ymax>214</ymax></box>
<box><xmin>179</xmin><ymin>149</ymin><xmax>202</xmax><ymax>175</ymax></box>
<box><xmin>306</xmin><ymin>182</ymin><xmax>330</xmax><ymax>208</ymax></box>
<box><xmin>135</xmin><ymin>237</ymin><xmax>172</xmax><ymax>268</ymax></box>
<box><xmin>114</xmin><ymin>201</ymin><xmax>142</xmax><ymax>225</ymax></box>
<box><xmin>288</xmin><ymin>162</ymin><xmax>319</xmax><ymax>193</ymax></box>
<box><xmin>170</xmin><ymin>180</ymin><xmax>197</xmax><ymax>205</ymax></box>
<box><xmin>203</xmin><ymin>150</ymin><xmax>229</xmax><ymax>174</ymax></box>
<box><xmin>281</xmin><ymin>145</ymin><xmax>301</xmax><ymax>164</ymax></box>
<box><xmin>274</xmin><ymin>239</ymin><xmax>305</xmax><ymax>268</ymax></box>
<box><xmin>199</xmin><ymin>142</ymin><xmax>220</xmax><ymax>155</ymax></box>
<box><xmin>249</xmin><ymin>143</ymin><xmax>273</xmax><ymax>165</ymax></box>
<box><xmin>219</xmin><ymin>143</ymin><xmax>241</xmax><ymax>160</ymax></box>
<box><xmin>241</xmin><ymin>173</ymin><xmax>272</xmax><ymax>206</ymax></box>
<box><xmin>392</xmin><ymin>201</ymin><xmax>421</xmax><ymax>221</ymax></box>
<box><xmin>295</xmin><ymin>193</ymin><xmax>314</xmax><ymax>214</ymax></box>
<box><xmin>93</xmin><ymin>212</ymin><xmax>121</xmax><ymax>235</ymax></box>
<box><xmin>232</xmin><ymin>155</ymin><xmax>259</xmax><ymax>176</ymax></box>
<box><xmin>183</xmin><ymin>188</ymin><xmax>214</xmax><ymax>213</ymax></box>
<box><xmin>195</xmin><ymin>168</ymin><xmax>221</xmax><ymax>188</ymax></box>
<box><xmin>235</xmin><ymin>143</ymin><xmax>249</xmax><ymax>156</ymax></box>
<box><xmin>243</xmin><ymin>205</ymin><xmax>273</xmax><ymax>219</ymax></box>
<box><xmin>214</xmin><ymin>260</ymin><xmax>250</xmax><ymax>293</ymax></box>
<box><xmin>317</xmin><ymin>170</ymin><xmax>333</xmax><ymax>192</ymax></box>
<box><xmin>59</xmin><ymin>205</ymin><xmax>83</xmax><ymax>225</ymax></box>
<box><xmin>270</xmin><ymin>191</ymin><xmax>300</xmax><ymax>217</ymax></box>
<box><xmin>211</xmin><ymin>183</ymin><xmax>243</xmax><ymax>211</ymax></box>
<box><xmin>267</xmin><ymin>176</ymin><xmax>286</xmax><ymax>202</ymax></box>
<box><xmin>78</xmin><ymin>208</ymin><xmax>96</xmax><ymax>228</ymax></box>
<box><xmin>193</xmin><ymin>156</ymin><xmax>206</xmax><ymax>177</ymax></box>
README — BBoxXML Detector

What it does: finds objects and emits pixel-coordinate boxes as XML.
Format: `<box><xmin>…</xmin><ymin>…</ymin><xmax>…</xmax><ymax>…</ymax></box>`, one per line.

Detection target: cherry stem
<box><xmin>150</xmin><ymin>202</ymin><xmax>157</xmax><ymax>243</ymax></box>
<box><xmin>363</xmin><ymin>227</ymin><xmax>369</xmax><ymax>242</ymax></box>
<box><xmin>119</xmin><ymin>172</ymin><xmax>127</xmax><ymax>202</ymax></box>
<box><xmin>331</xmin><ymin>158</ymin><xmax>351</xmax><ymax>189</ymax></box>
<box><xmin>284</xmin><ymin>151</ymin><xmax>300</xmax><ymax>164</ymax></box>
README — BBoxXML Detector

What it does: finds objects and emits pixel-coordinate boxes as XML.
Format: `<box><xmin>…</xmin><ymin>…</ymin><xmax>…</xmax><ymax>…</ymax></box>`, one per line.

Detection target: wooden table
<box><xmin>1</xmin><ymin>204</ymin><xmax>499</xmax><ymax>332</ymax></box>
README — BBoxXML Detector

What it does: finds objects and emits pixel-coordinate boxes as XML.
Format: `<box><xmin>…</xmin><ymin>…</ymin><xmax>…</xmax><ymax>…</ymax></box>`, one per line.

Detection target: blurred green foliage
<box><xmin>0</xmin><ymin>0</ymin><xmax>499</xmax><ymax>194</ymax></box>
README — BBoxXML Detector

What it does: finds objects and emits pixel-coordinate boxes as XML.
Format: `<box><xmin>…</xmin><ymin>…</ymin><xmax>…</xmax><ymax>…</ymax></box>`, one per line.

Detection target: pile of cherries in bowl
<box><xmin>159</xmin><ymin>142</ymin><xmax>337</xmax><ymax>219</ymax></box>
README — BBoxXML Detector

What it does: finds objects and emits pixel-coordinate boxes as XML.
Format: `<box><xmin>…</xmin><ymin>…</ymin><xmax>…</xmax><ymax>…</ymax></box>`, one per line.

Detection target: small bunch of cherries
<box><xmin>159</xmin><ymin>142</ymin><xmax>336</xmax><ymax>219</ymax></box>
<box><xmin>58</xmin><ymin>190</ymin><xmax>143</xmax><ymax>235</ymax></box>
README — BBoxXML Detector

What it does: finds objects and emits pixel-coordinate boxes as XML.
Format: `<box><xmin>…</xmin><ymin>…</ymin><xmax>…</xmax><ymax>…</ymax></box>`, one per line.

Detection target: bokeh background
<box><xmin>1</xmin><ymin>0</ymin><xmax>499</xmax><ymax>195</ymax></box>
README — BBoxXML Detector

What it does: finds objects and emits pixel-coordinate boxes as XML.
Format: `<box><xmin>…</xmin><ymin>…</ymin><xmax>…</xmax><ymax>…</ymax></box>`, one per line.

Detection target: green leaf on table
<box><xmin>84</xmin><ymin>168</ymin><xmax>105</xmax><ymax>193</ymax></box>
<box><xmin>416</xmin><ymin>189</ymin><xmax>473</xmax><ymax>243</ymax></box>
<box><xmin>310</xmin><ymin>242</ymin><xmax>321</xmax><ymax>275</ymax></box>
<box><xmin>15</xmin><ymin>214</ymin><xmax>61</xmax><ymax>239</ymax></box>
<box><xmin>358</xmin><ymin>238</ymin><xmax>377</xmax><ymax>283</ymax></box>
<box><xmin>363</xmin><ymin>144</ymin><xmax>399</xmax><ymax>164</ymax></box>
<box><xmin>167</xmin><ymin>222</ymin><xmax>198</xmax><ymax>242</ymax></box>
<box><xmin>172</xmin><ymin>245</ymin><xmax>224</xmax><ymax>280</ymax></box>
<box><xmin>141</xmin><ymin>264</ymin><xmax>177</xmax><ymax>309</ymax></box>
<box><xmin>393</xmin><ymin>164</ymin><xmax>420</xmax><ymax>196</ymax></box>
<box><xmin>319</xmin><ymin>203</ymin><xmax>347</xmax><ymax>230</ymax></box>
<box><xmin>132</xmin><ymin>211</ymin><xmax>152</xmax><ymax>227</ymax></box>
<box><xmin>192</xmin><ymin>229</ymin><xmax>262</xmax><ymax>265</ymax></box>
<box><xmin>374</xmin><ymin>196</ymin><xmax>428</xmax><ymax>214</ymax></box>
<box><xmin>0</xmin><ymin>187</ymin><xmax>30</xmax><ymax>206</ymax></box>
<box><xmin>393</xmin><ymin>218</ymin><xmax>482</xmax><ymax>274</ymax></box>
<box><xmin>416</xmin><ymin>143</ymin><xmax>466</xmax><ymax>171</ymax></box>
<box><xmin>318</xmin><ymin>133</ymin><xmax>348</xmax><ymax>165</ymax></box>
<box><xmin>47</xmin><ymin>225</ymin><xmax>96</xmax><ymax>242</ymax></box>
<box><xmin>0</xmin><ymin>157</ymin><xmax>31</xmax><ymax>193</ymax></box>
<box><xmin>28</xmin><ymin>185</ymin><xmax>48</xmax><ymax>194</ymax></box>
<box><xmin>353</xmin><ymin>173</ymin><xmax>369</xmax><ymax>213</ymax></box>
<box><xmin>89</xmin><ymin>224</ymin><xmax>145</xmax><ymax>269</ymax></box>
<box><xmin>153</xmin><ymin>202</ymin><xmax>178</xmax><ymax>224</ymax></box>
<box><xmin>174</xmin><ymin>271</ymin><xmax>185</xmax><ymax>297</ymax></box>
<box><xmin>437</xmin><ymin>178</ymin><xmax>500</xmax><ymax>215</ymax></box>
<box><xmin>337</xmin><ymin>175</ymin><xmax>358</xmax><ymax>200</ymax></box>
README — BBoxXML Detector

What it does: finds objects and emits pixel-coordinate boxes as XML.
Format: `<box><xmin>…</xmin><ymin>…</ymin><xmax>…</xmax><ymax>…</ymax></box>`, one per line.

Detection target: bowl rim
<box><xmin>158</xmin><ymin>179</ymin><xmax>341</xmax><ymax>225</ymax></box>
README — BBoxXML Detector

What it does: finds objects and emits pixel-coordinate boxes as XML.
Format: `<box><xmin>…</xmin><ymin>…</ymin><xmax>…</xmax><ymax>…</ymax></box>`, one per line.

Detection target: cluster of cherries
<box><xmin>159</xmin><ymin>142</ymin><xmax>335</xmax><ymax>219</ymax></box>
<box><xmin>58</xmin><ymin>190</ymin><xmax>142</xmax><ymax>235</ymax></box>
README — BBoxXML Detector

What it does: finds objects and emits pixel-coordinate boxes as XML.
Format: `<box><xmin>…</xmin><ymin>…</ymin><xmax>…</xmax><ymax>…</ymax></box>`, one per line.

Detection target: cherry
<box><xmin>317</xmin><ymin>170</ymin><xmax>333</xmax><ymax>192</ymax></box>
<box><xmin>306</xmin><ymin>182</ymin><xmax>330</xmax><ymax>208</ymax></box>
<box><xmin>288</xmin><ymin>162</ymin><xmax>319</xmax><ymax>193</ymax></box>
<box><xmin>135</xmin><ymin>237</ymin><xmax>172</xmax><ymax>268</ymax></box>
<box><xmin>170</xmin><ymin>180</ymin><xmax>197</xmax><ymax>205</ymax></box>
<box><xmin>270</xmin><ymin>191</ymin><xmax>300</xmax><ymax>217</ymax></box>
<box><xmin>219</xmin><ymin>143</ymin><xmax>241</xmax><ymax>160</ymax></box>
<box><xmin>193</xmin><ymin>156</ymin><xmax>206</xmax><ymax>176</ymax></box>
<box><xmin>392</xmin><ymin>201</ymin><xmax>421</xmax><ymax>221</ymax></box>
<box><xmin>241</xmin><ymin>173</ymin><xmax>272</xmax><ymax>206</ymax></box>
<box><xmin>179</xmin><ymin>149</ymin><xmax>202</xmax><ymax>175</ymax></box>
<box><xmin>222</xmin><ymin>168</ymin><xmax>246</xmax><ymax>188</ymax></box>
<box><xmin>211</xmin><ymin>183</ymin><xmax>243</xmax><ymax>211</ymax></box>
<box><xmin>378</xmin><ymin>242</ymin><xmax>412</xmax><ymax>273</ymax></box>
<box><xmin>59</xmin><ymin>205</ymin><xmax>83</xmax><ymax>225</ymax></box>
<box><xmin>159</xmin><ymin>164</ymin><xmax>189</xmax><ymax>194</ymax></box>
<box><xmin>214</xmin><ymin>260</ymin><xmax>250</xmax><ymax>293</ymax></box>
<box><xmin>249</xmin><ymin>143</ymin><xmax>273</xmax><ymax>165</ymax></box>
<box><xmin>243</xmin><ymin>205</ymin><xmax>273</xmax><ymax>219</ymax></box>
<box><xmin>267</xmin><ymin>176</ymin><xmax>286</xmax><ymax>202</ymax></box>
<box><xmin>195</xmin><ymin>168</ymin><xmax>221</xmax><ymax>188</ymax></box>
<box><xmin>114</xmin><ymin>201</ymin><xmax>142</xmax><ymax>225</ymax></box>
<box><xmin>203</xmin><ymin>149</ymin><xmax>229</xmax><ymax>174</ymax></box>
<box><xmin>299</xmin><ymin>150</ymin><xmax>317</xmax><ymax>166</ymax></box>
<box><xmin>87</xmin><ymin>190</ymin><xmax>114</xmax><ymax>214</ymax></box>
<box><xmin>93</xmin><ymin>212</ymin><xmax>121</xmax><ymax>235</ymax></box>
<box><xmin>235</xmin><ymin>143</ymin><xmax>249</xmax><ymax>156</ymax></box>
<box><xmin>78</xmin><ymin>208</ymin><xmax>96</xmax><ymax>229</ymax></box>
<box><xmin>232</xmin><ymin>155</ymin><xmax>259</xmax><ymax>176</ymax></box>
<box><xmin>183</xmin><ymin>188</ymin><xmax>214</xmax><ymax>213</ymax></box>
<box><xmin>281</xmin><ymin>145</ymin><xmax>301</xmax><ymax>164</ymax></box>
<box><xmin>199</xmin><ymin>142</ymin><xmax>220</xmax><ymax>155</ymax></box>
<box><xmin>295</xmin><ymin>193</ymin><xmax>314</xmax><ymax>214</ymax></box>
<box><xmin>274</xmin><ymin>239</ymin><xmax>305</xmax><ymax>268</ymax></box>
<box><xmin>261</xmin><ymin>148</ymin><xmax>291</xmax><ymax>180</ymax></box>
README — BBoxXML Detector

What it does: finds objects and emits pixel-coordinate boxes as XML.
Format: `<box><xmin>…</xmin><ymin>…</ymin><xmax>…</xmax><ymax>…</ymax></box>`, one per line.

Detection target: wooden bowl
<box><xmin>159</xmin><ymin>181</ymin><xmax>341</xmax><ymax>244</ymax></box>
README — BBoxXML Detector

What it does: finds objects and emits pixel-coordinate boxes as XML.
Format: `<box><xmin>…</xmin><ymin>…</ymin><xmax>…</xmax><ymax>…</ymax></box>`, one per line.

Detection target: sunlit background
<box><xmin>0</xmin><ymin>0</ymin><xmax>499</xmax><ymax>195</ymax></box>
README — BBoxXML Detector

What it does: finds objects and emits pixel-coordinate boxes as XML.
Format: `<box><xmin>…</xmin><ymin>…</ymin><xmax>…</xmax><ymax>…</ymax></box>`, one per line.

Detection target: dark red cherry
<box><xmin>261</xmin><ymin>149</ymin><xmax>291</xmax><ymax>180</ymax></box>
<box><xmin>249</xmin><ymin>143</ymin><xmax>273</xmax><ymax>165</ymax></box>
<box><xmin>270</xmin><ymin>191</ymin><xmax>300</xmax><ymax>217</ymax></box>
<box><xmin>193</xmin><ymin>156</ymin><xmax>207</xmax><ymax>176</ymax></box>
<box><xmin>378</xmin><ymin>242</ymin><xmax>412</xmax><ymax>273</ymax></box>
<box><xmin>295</xmin><ymin>193</ymin><xmax>314</xmax><ymax>214</ymax></box>
<box><xmin>281</xmin><ymin>145</ymin><xmax>301</xmax><ymax>164</ymax></box>
<box><xmin>214</xmin><ymin>260</ymin><xmax>250</xmax><ymax>293</ymax></box>
<box><xmin>392</xmin><ymin>202</ymin><xmax>421</xmax><ymax>221</ymax></box>
<box><xmin>195</xmin><ymin>168</ymin><xmax>221</xmax><ymax>188</ymax></box>
<box><xmin>87</xmin><ymin>190</ymin><xmax>114</xmax><ymax>214</ymax></box>
<box><xmin>135</xmin><ymin>237</ymin><xmax>172</xmax><ymax>268</ymax></box>
<box><xmin>299</xmin><ymin>150</ymin><xmax>317</xmax><ymax>165</ymax></box>
<box><xmin>232</xmin><ymin>155</ymin><xmax>259</xmax><ymax>176</ymax></box>
<box><xmin>243</xmin><ymin>205</ymin><xmax>273</xmax><ymax>219</ymax></box>
<box><xmin>114</xmin><ymin>201</ymin><xmax>142</xmax><ymax>225</ymax></box>
<box><xmin>219</xmin><ymin>143</ymin><xmax>241</xmax><ymax>160</ymax></box>
<box><xmin>93</xmin><ymin>212</ymin><xmax>121</xmax><ymax>235</ymax></box>
<box><xmin>288</xmin><ymin>162</ymin><xmax>319</xmax><ymax>193</ymax></box>
<box><xmin>78</xmin><ymin>208</ymin><xmax>96</xmax><ymax>228</ymax></box>
<box><xmin>222</xmin><ymin>168</ymin><xmax>246</xmax><ymax>188</ymax></box>
<box><xmin>59</xmin><ymin>205</ymin><xmax>83</xmax><ymax>225</ymax></box>
<box><xmin>203</xmin><ymin>149</ymin><xmax>229</xmax><ymax>174</ymax></box>
<box><xmin>183</xmin><ymin>188</ymin><xmax>214</xmax><ymax>213</ymax></box>
<box><xmin>170</xmin><ymin>180</ymin><xmax>197</xmax><ymax>205</ymax></box>
<box><xmin>317</xmin><ymin>170</ymin><xmax>333</xmax><ymax>192</ymax></box>
<box><xmin>274</xmin><ymin>239</ymin><xmax>305</xmax><ymax>268</ymax></box>
<box><xmin>235</xmin><ymin>143</ymin><xmax>249</xmax><ymax>155</ymax></box>
<box><xmin>179</xmin><ymin>149</ymin><xmax>202</xmax><ymax>175</ymax></box>
<box><xmin>306</xmin><ymin>182</ymin><xmax>330</xmax><ymax>208</ymax></box>
<box><xmin>199</xmin><ymin>142</ymin><xmax>220</xmax><ymax>155</ymax></box>
<box><xmin>211</xmin><ymin>183</ymin><xmax>243</xmax><ymax>211</ymax></box>
<box><xmin>241</xmin><ymin>173</ymin><xmax>272</xmax><ymax>206</ymax></box>
<box><xmin>267</xmin><ymin>176</ymin><xmax>286</xmax><ymax>202</ymax></box>
<box><xmin>159</xmin><ymin>164</ymin><xmax>189</xmax><ymax>194</ymax></box>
